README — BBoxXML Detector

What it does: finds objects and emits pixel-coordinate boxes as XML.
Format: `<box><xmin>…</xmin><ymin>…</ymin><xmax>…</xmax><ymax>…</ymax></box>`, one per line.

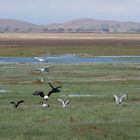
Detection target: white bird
<box><xmin>40</xmin><ymin>101</ymin><xmax>50</xmax><ymax>109</ymax></box>
<box><xmin>36</xmin><ymin>67</ymin><xmax>50</xmax><ymax>73</ymax></box>
<box><xmin>57</xmin><ymin>98</ymin><xmax>70</xmax><ymax>108</ymax></box>
<box><xmin>34</xmin><ymin>57</ymin><xmax>48</xmax><ymax>62</ymax></box>
<box><xmin>37</xmin><ymin>77</ymin><xmax>44</xmax><ymax>83</ymax></box>
<box><xmin>113</xmin><ymin>94</ymin><xmax>128</xmax><ymax>104</ymax></box>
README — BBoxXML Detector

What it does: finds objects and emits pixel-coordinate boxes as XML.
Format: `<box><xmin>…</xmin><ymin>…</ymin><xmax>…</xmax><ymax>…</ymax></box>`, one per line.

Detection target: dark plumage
<box><xmin>33</xmin><ymin>83</ymin><xmax>62</xmax><ymax>101</ymax></box>
<box><xmin>33</xmin><ymin>90</ymin><xmax>45</xmax><ymax>98</ymax></box>
<box><xmin>48</xmin><ymin>82</ymin><xmax>62</xmax><ymax>95</ymax></box>
<box><xmin>10</xmin><ymin>100</ymin><xmax>24</xmax><ymax>108</ymax></box>
<box><xmin>33</xmin><ymin>90</ymin><xmax>50</xmax><ymax>100</ymax></box>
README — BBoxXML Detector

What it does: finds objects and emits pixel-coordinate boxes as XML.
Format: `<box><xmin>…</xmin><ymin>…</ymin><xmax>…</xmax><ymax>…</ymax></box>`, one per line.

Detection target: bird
<box><xmin>34</xmin><ymin>57</ymin><xmax>48</xmax><ymax>62</ymax></box>
<box><xmin>57</xmin><ymin>98</ymin><xmax>70</xmax><ymax>108</ymax></box>
<box><xmin>36</xmin><ymin>67</ymin><xmax>50</xmax><ymax>73</ymax></box>
<box><xmin>10</xmin><ymin>100</ymin><xmax>24</xmax><ymax>108</ymax></box>
<box><xmin>40</xmin><ymin>101</ymin><xmax>50</xmax><ymax>109</ymax></box>
<box><xmin>48</xmin><ymin>82</ymin><xmax>62</xmax><ymax>94</ymax></box>
<box><xmin>33</xmin><ymin>90</ymin><xmax>49</xmax><ymax>100</ymax></box>
<box><xmin>113</xmin><ymin>94</ymin><xmax>128</xmax><ymax>104</ymax></box>
<box><xmin>38</xmin><ymin>77</ymin><xmax>44</xmax><ymax>83</ymax></box>
<box><xmin>33</xmin><ymin>88</ymin><xmax>58</xmax><ymax>100</ymax></box>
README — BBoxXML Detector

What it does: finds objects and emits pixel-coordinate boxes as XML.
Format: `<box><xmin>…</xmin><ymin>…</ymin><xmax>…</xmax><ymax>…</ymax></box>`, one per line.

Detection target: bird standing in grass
<box><xmin>10</xmin><ymin>100</ymin><xmax>24</xmax><ymax>108</ymax></box>
<box><xmin>57</xmin><ymin>98</ymin><xmax>70</xmax><ymax>108</ymax></box>
<box><xmin>40</xmin><ymin>100</ymin><xmax>50</xmax><ymax>109</ymax></box>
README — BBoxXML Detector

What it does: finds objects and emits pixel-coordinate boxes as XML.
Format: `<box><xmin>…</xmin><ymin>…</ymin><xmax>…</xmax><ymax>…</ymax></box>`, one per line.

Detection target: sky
<box><xmin>0</xmin><ymin>0</ymin><xmax>140</xmax><ymax>25</ymax></box>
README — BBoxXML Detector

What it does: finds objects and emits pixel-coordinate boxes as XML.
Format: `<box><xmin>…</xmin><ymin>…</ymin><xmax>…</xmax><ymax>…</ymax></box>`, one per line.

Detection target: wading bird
<box><xmin>57</xmin><ymin>98</ymin><xmax>70</xmax><ymax>108</ymax></box>
<box><xmin>10</xmin><ymin>100</ymin><xmax>24</xmax><ymax>108</ymax></box>
<box><xmin>113</xmin><ymin>94</ymin><xmax>128</xmax><ymax>104</ymax></box>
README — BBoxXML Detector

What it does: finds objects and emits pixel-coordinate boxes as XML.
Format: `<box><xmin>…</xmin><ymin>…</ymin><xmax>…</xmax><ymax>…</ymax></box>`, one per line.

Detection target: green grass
<box><xmin>0</xmin><ymin>63</ymin><xmax>140</xmax><ymax>140</ymax></box>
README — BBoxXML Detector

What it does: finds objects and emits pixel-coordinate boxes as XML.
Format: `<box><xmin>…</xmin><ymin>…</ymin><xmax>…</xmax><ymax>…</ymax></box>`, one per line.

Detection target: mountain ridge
<box><xmin>0</xmin><ymin>18</ymin><xmax>140</xmax><ymax>33</ymax></box>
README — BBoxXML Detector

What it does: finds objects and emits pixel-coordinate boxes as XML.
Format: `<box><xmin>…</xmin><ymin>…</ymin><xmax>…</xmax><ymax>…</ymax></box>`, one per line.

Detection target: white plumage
<box><xmin>34</xmin><ymin>57</ymin><xmax>48</xmax><ymax>62</ymax></box>
<box><xmin>114</xmin><ymin>94</ymin><xmax>128</xmax><ymax>104</ymax></box>
<box><xmin>36</xmin><ymin>67</ymin><xmax>50</xmax><ymax>73</ymax></box>
<box><xmin>57</xmin><ymin>98</ymin><xmax>70</xmax><ymax>108</ymax></box>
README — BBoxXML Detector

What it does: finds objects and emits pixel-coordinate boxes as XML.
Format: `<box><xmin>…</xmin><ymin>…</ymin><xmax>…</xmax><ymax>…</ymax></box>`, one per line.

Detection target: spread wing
<box><xmin>55</xmin><ymin>86</ymin><xmax>62</xmax><ymax>90</ymax></box>
<box><xmin>113</xmin><ymin>95</ymin><xmax>118</xmax><ymax>102</ymax></box>
<box><xmin>65</xmin><ymin>100</ymin><xmax>70</xmax><ymax>105</ymax></box>
<box><xmin>121</xmin><ymin>94</ymin><xmax>128</xmax><ymax>100</ymax></box>
<box><xmin>33</xmin><ymin>90</ymin><xmax>45</xmax><ymax>98</ymax></box>
<box><xmin>49</xmin><ymin>82</ymin><xmax>54</xmax><ymax>89</ymax></box>
<box><xmin>10</xmin><ymin>101</ymin><xmax>16</xmax><ymax>105</ymax></box>
<box><xmin>16</xmin><ymin>100</ymin><xmax>24</xmax><ymax>107</ymax></box>
<box><xmin>57</xmin><ymin>98</ymin><xmax>65</xmax><ymax>106</ymax></box>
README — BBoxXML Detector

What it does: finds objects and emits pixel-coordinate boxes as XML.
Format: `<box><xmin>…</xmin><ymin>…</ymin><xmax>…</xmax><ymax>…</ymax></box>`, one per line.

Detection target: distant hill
<box><xmin>45</xmin><ymin>18</ymin><xmax>140</xmax><ymax>33</ymax></box>
<box><xmin>0</xmin><ymin>18</ymin><xmax>140</xmax><ymax>33</ymax></box>
<box><xmin>0</xmin><ymin>18</ymin><xmax>41</xmax><ymax>32</ymax></box>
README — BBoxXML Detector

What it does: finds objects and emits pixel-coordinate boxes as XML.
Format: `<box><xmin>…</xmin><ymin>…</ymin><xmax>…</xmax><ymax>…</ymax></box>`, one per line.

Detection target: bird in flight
<box><xmin>33</xmin><ymin>88</ymin><xmax>58</xmax><ymax>101</ymax></box>
<box><xmin>57</xmin><ymin>98</ymin><xmax>70</xmax><ymax>108</ymax></box>
<box><xmin>34</xmin><ymin>57</ymin><xmax>48</xmax><ymax>62</ymax></box>
<box><xmin>36</xmin><ymin>67</ymin><xmax>50</xmax><ymax>73</ymax></box>
<box><xmin>48</xmin><ymin>82</ymin><xmax>62</xmax><ymax>94</ymax></box>
<box><xmin>10</xmin><ymin>100</ymin><xmax>24</xmax><ymax>108</ymax></box>
<box><xmin>113</xmin><ymin>94</ymin><xmax>128</xmax><ymax>104</ymax></box>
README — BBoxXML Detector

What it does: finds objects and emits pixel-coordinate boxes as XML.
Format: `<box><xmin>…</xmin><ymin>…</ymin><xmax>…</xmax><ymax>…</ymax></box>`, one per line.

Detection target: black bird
<box><xmin>48</xmin><ymin>82</ymin><xmax>62</xmax><ymax>94</ymax></box>
<box><xmin>10</xmin><ymin>100</ymin><xmax>24</xmax><ymax>108</ymax></box>
<box><xmin>33</xmin><ymin>90</ymin><xmax>50</xmax><ymax>100</ymax></box>
<box><xmin>33</xmin><ymin>83</ymin><xmax>62</xmax><ymax>100</ymax></box>
<box><xmin>33</xmin><ymin>89</ymin><xmax>60</xmax><ymax>100</ymax></box>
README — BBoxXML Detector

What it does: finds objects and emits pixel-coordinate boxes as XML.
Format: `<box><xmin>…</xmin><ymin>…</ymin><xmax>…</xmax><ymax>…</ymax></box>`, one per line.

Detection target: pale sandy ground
<box><xmin>0</xmin><ymin>33</ymin><xmax>140</xmax><ymax>40</ymax></box>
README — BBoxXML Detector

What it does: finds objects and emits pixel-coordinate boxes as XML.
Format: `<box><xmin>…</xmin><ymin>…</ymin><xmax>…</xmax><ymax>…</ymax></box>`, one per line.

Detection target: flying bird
<box><xmin>10</xmin><ymin>100</ymin><xmax>24</xmax><ymax>108</ymax></box>
<box><xmin>36</xmin><ymin>67</ymin><xmax>50</xmax><ymax>73</ymax></box>
<box><xmin>34</xmin><ymin>57</ymin><xmax>48</xmax><ymax>62</ymax></box>
<box><xmin>33</xmin><ymin>88</ymin><xmax>59</xmax><ymax>101</ymax></box>
<box><xmin>57</xmin><ymin>98</ymin><xmax>70</xmax><ymax>108</ymax></box>
<box><xmin>48</xmin><ymin>82</ymin><xmax>62</xmax><ymax>94</ymax></box>
<box><xmin>113</xmin><ymin>94</ymin><xmax>128</xmax><ymax>104</ymax></box>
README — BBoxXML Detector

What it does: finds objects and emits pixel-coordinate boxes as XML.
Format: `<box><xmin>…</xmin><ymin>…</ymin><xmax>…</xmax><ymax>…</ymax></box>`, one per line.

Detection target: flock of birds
<box><xmin>10</xmin><ymin>56</ymin><xmax>128</xmax><ymax>109</ymax></box>
<box><xmin>10</xmin><ymin>57</ymin><xmax>70</xmax><ymax>109</ymax></box>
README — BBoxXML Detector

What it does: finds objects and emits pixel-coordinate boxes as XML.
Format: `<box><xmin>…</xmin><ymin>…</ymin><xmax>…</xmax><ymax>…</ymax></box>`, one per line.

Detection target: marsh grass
<box><xmin>0</xmin><ymin>63</ymin><xmax>140</xmax><ymax>139</ymax></box>
<box><xmin>0</xmin><ymin>33</ymin><xmax>140</xmax><ymax>56</ymax></box>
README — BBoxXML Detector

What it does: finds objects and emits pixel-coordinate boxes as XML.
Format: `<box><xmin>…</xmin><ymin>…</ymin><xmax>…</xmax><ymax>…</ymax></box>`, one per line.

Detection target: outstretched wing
<box><xmin>121</xmin><ymin>94</ymin><xmax>128</xmax><ymax>100</ymax></box>
<box><xmin>55</xmin><ymin>86</ymin><xmax>62</xmax><ymax>90</ymax></box>
<box><xmin>16</xmin><ymin>100</ymin><xmax>24</xmax><ymax>107</ymax></box>
<box><xmin>10</xmin><ymin>101</ymin><xmax>16</xmax><ymax>105</ymax></box>
<box><xmin>57</xmin><ymin>98</ymin><xmax>65</xmax><ymax>106</ymax></box>
<box><xmin>33</xmin><ymin>90</ymin><xmax>44</xmax><ymax>96</ymax></box>
<box><xmin>113</xmin><ymin>95</ymin><xmax>118</xmax><ymax>102</ymax></box>
<box><xmin>65</xmin><ymin>100</ymin><xmax>70</xmax><ymax>105</ymax></box>
<box><xmin>49</xmin><ymin>82</ymin><xmax>54</xmax><ymax>89</ymax></box>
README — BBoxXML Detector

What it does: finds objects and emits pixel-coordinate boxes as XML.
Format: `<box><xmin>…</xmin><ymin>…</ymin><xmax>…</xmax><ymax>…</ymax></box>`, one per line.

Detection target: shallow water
<box><xmin>0</xmin><ymin>54</ymin><xmax>140</xmax><ymax>64</ymax></box>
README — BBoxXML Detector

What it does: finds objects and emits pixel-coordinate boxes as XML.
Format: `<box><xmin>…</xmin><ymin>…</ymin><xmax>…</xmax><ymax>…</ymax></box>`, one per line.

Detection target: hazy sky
<box><xmin>0</xmin><ymin>0</ymin><xmax>140</xmax><ymax>24</ymax></box>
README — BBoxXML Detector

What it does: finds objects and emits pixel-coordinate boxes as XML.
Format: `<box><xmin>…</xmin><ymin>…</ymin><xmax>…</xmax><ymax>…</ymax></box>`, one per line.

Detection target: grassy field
<box><xmin>0</xmin><ymin>33</ymin><xmax>140</xmax><ymax>140</ymax></box>
<box><xmin>0</xmin><ymin>63</ymin><xmax>140</xmax><ymax>140</ymax></box>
